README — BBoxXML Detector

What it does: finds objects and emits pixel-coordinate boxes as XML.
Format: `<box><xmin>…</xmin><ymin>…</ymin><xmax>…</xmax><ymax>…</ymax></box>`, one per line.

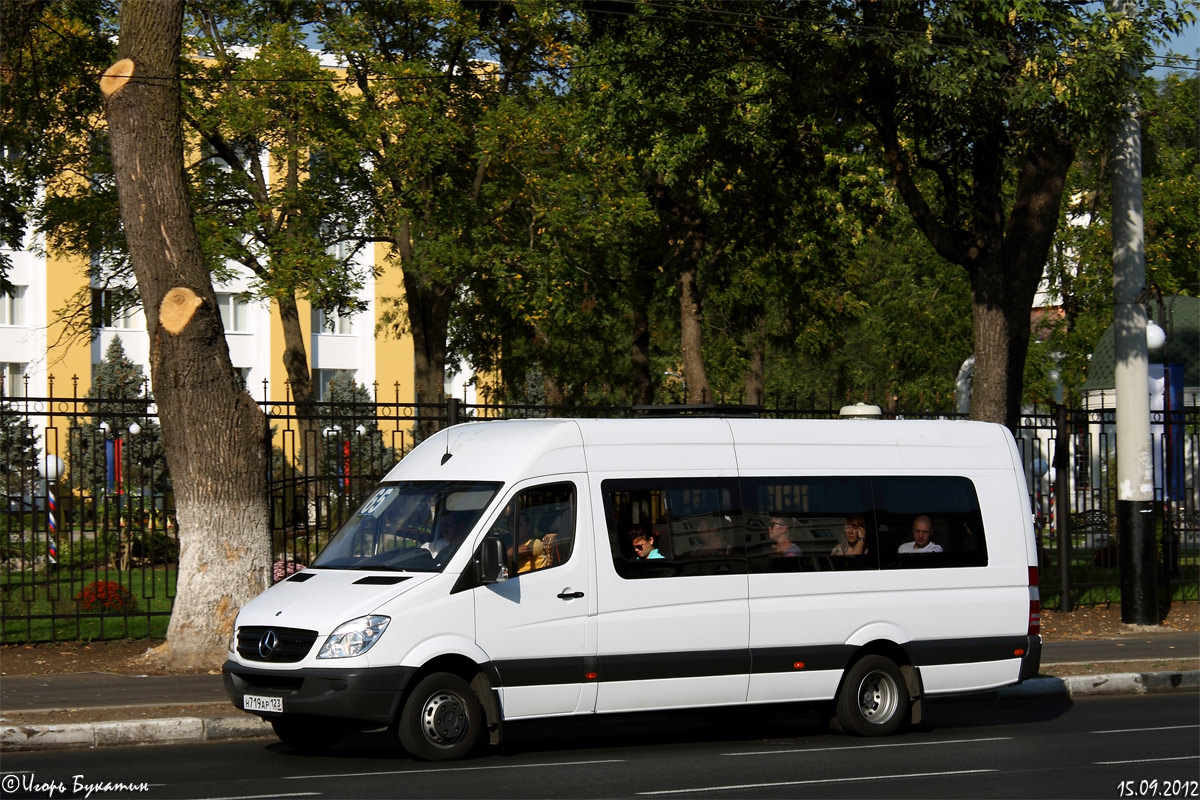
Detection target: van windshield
<box><xmin>312</xmin><ymin>480</ymin><xmax>501</xmax><ymax>572</ymax></box>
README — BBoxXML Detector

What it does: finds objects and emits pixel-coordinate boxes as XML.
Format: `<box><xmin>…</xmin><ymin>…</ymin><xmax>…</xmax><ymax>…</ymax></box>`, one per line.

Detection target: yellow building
<box><xmin>2</xmin><ymin>232</ymin><xmax>422</xmax><ymax>425</ymax></box>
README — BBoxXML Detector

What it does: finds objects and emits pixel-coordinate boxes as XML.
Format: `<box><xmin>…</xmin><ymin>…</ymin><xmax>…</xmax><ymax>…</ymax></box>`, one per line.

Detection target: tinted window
<box><xmin>486</xmin><ymin>483</ymin><xmax>575</xmax><ymax>576</ymax></box>
<box><xmin>741</xmin><ymin>477</ymin><xmax>876</xmax><ymax>572</ymax></box>
<box><xmin>872</xmin><ymin>476</ymin><xmax>987</xmax><ymax>568</ymax></box>
<box><xmin>603</xmin><ymin>478</ymin><xmax>745</xmax><ymax>578</ymax></box>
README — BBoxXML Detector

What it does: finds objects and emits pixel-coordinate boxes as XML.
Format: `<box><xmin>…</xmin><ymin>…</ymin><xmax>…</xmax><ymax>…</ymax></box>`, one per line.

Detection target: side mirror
<box><xmin>478</xmin><ymin>536</ymin><xmax>509</xmax><ymax>584</ymax></box>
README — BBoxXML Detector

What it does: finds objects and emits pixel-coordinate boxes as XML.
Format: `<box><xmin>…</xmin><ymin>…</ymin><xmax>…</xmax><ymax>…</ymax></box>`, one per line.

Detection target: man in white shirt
<box><xmin>898</xmin><ymin>514</ymin><xmax>943</xmax><ymax>554</ymax></box>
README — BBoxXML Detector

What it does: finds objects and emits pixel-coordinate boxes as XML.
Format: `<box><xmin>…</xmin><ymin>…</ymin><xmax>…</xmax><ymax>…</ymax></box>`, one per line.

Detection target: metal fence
<box><xmin>2</xmin><ymin>388</ymin><xmax>1197</xmax><ymax>642</ymax></box>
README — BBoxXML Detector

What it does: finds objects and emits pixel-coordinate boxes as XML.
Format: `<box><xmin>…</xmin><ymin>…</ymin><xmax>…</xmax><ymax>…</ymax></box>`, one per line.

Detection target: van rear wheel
<box><xmin>835</xmin><ymin>655</ymin><xmax>908</xmax><ymax>737</ymax></box>
<box><xmin>398</xmin><ymin>672</ymin><xmax>482</xmax><ymax>761</ymax></box>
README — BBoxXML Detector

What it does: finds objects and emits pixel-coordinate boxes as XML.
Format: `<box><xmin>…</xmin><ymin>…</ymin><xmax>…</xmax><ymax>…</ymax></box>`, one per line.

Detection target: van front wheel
<box><xmin>399</xmin><ymin>672</ymin><xmax>482</xmax><ymax>761</ymax></box>
<box><xmin>835</xmin><ymin>655</ymin><xmax>908</xmax><ymax>737</ymax></box>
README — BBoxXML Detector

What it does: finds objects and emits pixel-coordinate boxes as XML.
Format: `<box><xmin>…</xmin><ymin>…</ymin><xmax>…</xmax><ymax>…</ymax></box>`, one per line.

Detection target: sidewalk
<box><xmin>2</xmin><ymin>633</ymin><xmax>1197</xmax><ymax>752</ymax></box>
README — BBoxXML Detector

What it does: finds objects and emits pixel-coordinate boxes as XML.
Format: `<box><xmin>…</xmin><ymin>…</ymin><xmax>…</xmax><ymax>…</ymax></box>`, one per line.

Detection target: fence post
<box><xmin>446</xmin><ymin>396</ymin><xmax>460</xmax><ymax>429</ymax></box>
<box><xmin>1054</xmin><ymin>403</ymin><xmax>1072</xmax><ymax>612</ymax></box>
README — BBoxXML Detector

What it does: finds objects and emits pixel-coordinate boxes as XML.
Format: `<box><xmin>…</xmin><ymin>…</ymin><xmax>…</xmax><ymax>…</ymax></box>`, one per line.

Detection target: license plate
<box><xmin>244</xmin><ymin>694</ymin><xmax>283</xmax><ymax>713</ymax></box>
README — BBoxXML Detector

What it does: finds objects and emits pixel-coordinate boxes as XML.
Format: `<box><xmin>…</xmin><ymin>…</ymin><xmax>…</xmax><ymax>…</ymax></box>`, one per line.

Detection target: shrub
<box><xmin>273</xmin><ymin>559</ymin><xmax>305</xmax><ymax>583</ymax></box>
<box><xmin>75</xmin><ymin>580</ymin><xmax>138</xmax><ymax>613</ymax></box>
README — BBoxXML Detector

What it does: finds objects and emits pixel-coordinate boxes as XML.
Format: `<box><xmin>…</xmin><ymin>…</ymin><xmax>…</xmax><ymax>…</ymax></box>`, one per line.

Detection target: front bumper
<box><xmin>222</xmin><ymin>660</ymin><xmax>416</xmax><ymax>727</ymax></box>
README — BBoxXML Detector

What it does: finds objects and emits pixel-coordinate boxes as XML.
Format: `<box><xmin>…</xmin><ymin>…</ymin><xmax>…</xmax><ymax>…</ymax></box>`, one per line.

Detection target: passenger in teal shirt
<box><xmin>629</xmin><ymin>526</ymin><xmax>665</xmax><ymax>559</ymax></box>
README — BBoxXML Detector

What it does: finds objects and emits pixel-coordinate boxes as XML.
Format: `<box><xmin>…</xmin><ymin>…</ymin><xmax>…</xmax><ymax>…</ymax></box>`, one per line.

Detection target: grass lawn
<box><xmin>1</xmin><ymin>567</ymin><xmax>175</xmax><ymax>643</ymax></box>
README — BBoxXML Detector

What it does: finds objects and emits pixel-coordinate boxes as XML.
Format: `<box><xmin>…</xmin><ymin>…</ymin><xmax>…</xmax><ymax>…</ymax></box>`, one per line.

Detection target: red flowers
<box><xmin>75</xmin><ymin>580</ymin><xmax>138</xmax><ymax>613</ymax></box>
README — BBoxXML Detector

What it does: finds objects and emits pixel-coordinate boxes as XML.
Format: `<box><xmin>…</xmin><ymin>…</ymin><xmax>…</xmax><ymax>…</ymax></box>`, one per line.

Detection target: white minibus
<box><xmin>223</xmin><ymin>417</ymin><xmax>1042</xmax><ymax>760</ymax></box>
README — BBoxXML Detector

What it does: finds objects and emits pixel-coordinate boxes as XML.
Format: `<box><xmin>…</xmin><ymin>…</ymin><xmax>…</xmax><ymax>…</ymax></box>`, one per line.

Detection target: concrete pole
<box><xmin>1111</xmin><ymin>0</ymin><xmax>1158</xmax><ymax>624</ymax></box>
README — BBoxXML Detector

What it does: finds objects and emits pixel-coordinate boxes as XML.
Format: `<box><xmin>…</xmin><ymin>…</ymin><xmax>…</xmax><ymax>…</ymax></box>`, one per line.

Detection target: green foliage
<box><xmin>1048</xmin><ymin>73</ymin><xmax>1200</xmax><ymax>402</ymax></box>
<box><xmin>4</xmin><ymin>0</ymin><xmax>1197</xmax><ymax>420</ymax></box>
<box><xmin>184</xmin><ymin>4</ymin><xmax>374</xmax><ymax>311</ymax></box>
<box><xmin>0</xmin><ymin>0</ymin><xmax>119</xmax><ymax>290</ymax></box>
<box><xmin>1</xmin><ymin>402</ymin><xmax>40</xmax><ymax>499</ymax></box>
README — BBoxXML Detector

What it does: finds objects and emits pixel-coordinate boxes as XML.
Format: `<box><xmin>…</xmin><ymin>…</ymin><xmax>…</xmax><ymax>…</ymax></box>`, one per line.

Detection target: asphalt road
<box><xmin>2</xmin><ymin>693</ymin><xmax>1196</xmax><ymax>799</ymax></box>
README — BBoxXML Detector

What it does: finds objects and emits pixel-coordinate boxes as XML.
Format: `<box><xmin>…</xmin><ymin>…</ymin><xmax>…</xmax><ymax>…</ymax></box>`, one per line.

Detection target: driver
<box><xmin>422</xmin><ymin>514</ymin><xmax>470</xmax><ymax>558</ymax></box>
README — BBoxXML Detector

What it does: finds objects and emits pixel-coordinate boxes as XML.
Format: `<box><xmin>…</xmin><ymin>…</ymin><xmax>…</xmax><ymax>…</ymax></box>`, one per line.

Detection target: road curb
<box><xmin>3</xmin><ymin>670</ymin><xmax>1197</xmax><ymax>752</ymax></box>
<box><xmin>1</xmin><ymin>715</ymin><xmax>271</xmax><ymax>752</ymax></box>
<box><xmin>997</xmin><ymin>669</ymin><xmax>1199</xmax><ymax>699</ymax></box>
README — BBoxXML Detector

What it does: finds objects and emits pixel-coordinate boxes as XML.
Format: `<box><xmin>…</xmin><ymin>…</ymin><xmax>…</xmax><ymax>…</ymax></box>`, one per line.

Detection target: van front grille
<box><xmin>236</xmin><ymin>626</ymin><xmax>319</xmax><ymax>663</ymax></box>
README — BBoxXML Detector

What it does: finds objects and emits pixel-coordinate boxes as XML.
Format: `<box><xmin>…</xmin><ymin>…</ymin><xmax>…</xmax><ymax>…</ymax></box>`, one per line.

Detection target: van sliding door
<box><xmin>592</xmin><ymin>476</ymin><xmax>750</xmax><ymax>713</ymax></box>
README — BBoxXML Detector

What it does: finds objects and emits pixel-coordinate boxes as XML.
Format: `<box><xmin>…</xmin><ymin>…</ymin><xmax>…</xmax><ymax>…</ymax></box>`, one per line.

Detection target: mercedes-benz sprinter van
<box><xmin>223</xmin><ymin>417</ymin><xmax>1041</xmax><ymax>760</ymax></box>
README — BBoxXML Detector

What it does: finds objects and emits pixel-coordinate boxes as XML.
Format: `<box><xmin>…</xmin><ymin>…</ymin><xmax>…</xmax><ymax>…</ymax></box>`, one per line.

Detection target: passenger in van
<box><xmin>831</xmin><ymin>516</ymin><xmax>869</xmax><ymax>556</ymax></box>
<box><xmin>769</xmin><ymin>517</ymin><xmax>801</xmax><ymax>557</ymax></box>
<box><xmin>629</xmin><ymin>526</ymin><xmax>664</xmax><ymax>559</ymax></box>
<box><xmin>517</xmin><ymin>536</ymin><xmax>554</xmax><ymax>573</ymax></box>
<box><xmin>898</xmin><ymin>514</ymin><xmax>943</xmax><ymax>554</ymax></box>
<box><xmin>693</xmin><ymin>521</ymin><xmax>731</xmax><ymax>556</ymax></box>
<box><xmin>423</xmin><ymin>515</ymin><xmax>470</xmax><ymax>558</ymax></box>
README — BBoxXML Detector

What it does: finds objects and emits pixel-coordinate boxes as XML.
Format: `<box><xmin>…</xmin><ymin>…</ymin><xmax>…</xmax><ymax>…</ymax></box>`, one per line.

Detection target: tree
<box><xmin>183</xmin><ymin>3</ymin><xmax>374</xmax><ymax>439</ymax></box>
<box><xmin>0</xmin><ymin>0</ymin><xmax>119</xmax><ymax>294</ymax></box>
<box><xmin>316</xmin><ymin>0</ymin><xmax>581</xmax><ymax>435</ymax></box>
<box><xmin>101</xmin><ymin>0</ymin><xmax>270</xmax><ymax>667</ymax></box>
<box><xmin>843</xmin><ymin>0</ymin><xmax>1193</xmax><ymax>429</ymax></box>
<box><xmin>66</xmin><ymin>337</ymin><xmax>168</xmax><ymax>498</ymax></box>
<box><xmin>574</xmin><ymin>1</ymin><xmax>869</xmax><ymax>406</ymax></box>
<box><xmin>0</xmin><ymin>400</ymin><xmax>40</xmax><ymax>499</ymax></box>
<box><xmin>449</xmin><ymin>87</ymin><xmax>657</xmax><ymax>405</ymax></box>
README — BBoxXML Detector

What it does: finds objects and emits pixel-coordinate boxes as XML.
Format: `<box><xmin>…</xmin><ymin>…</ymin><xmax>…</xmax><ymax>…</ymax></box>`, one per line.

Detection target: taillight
<box><xmin>1028</xmin><ymin>566</ymin><xmax>1041</xmax><ymax>636</ymax></box>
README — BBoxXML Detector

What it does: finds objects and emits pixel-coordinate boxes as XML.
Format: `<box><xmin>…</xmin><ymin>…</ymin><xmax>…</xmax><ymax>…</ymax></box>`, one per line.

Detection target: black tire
<box><xmin>835</xmin><ymin>655</ymin><xmax>909</xmax><ymax>737</ymax></box>
<box><xmin>398</xmin><ymin>672</ymin><xmax>483</xmax><ymax>761</ymax></box>
<box><xmin>270</xmin><ymin>719</ymin><xmax>343</xmax><ymax>753</ymax></box>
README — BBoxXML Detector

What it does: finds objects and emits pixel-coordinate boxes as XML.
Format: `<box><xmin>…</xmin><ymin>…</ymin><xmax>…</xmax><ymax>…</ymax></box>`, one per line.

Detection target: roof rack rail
<box><xmin>631</xmin><ymin>404</ymin><xmax>764</xmax><ymax>418</ymax></box>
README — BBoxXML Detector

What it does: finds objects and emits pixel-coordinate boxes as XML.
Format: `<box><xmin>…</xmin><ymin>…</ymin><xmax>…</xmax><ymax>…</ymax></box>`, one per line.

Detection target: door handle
<box><xmin>557</xmin><ymin>590</ymin><xmax>585</xmax><ymax>600</ymax></box>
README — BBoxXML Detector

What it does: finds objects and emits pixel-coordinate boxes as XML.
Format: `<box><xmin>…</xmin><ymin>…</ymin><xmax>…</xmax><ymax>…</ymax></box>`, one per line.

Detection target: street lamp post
<box><xmin>38</xmin><ymin>454</ymin><xmax>65</xmax><ymax>568</ymax></box>
<box><xmin>1110</xmin><ymin>0</ymin><xmax>1157</xmax><ymax>624</ymax></box>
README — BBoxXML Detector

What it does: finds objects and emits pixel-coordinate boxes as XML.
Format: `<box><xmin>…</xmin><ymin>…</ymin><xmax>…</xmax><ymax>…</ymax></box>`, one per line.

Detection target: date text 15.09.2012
<box><xmin>1118</xmin><ymin>780</ymin><xmax>1199</xmax><ymax>798</ymax></box>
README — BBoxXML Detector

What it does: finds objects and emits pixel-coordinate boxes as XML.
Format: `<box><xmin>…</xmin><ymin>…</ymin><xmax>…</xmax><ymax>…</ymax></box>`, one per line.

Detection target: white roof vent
<box><xmin>839</xmin><ymin>403</ymin><xmax>882</xmax><ymax>419</ymax></box>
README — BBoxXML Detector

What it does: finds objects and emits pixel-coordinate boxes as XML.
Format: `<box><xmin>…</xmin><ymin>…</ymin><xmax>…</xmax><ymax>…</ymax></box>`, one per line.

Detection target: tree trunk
<box><xmin>651</xmin><ymin>180</ymin><xmax>711</xmax><ymax>405</ymax></box>
<box><xmin>968</xmin><ymin>141</ymin><xmax>1074</xmax><ymax>430</ymax></box>
<box><xmin>394</xmin><ymin>228</ymin><xmax>453</xmax><ymax>442</ymax></box>
<box><xmin>678</xmin><ymin>263</ymin><xmax>710</xmax><ymax>404</ymax></box>
<box><xmin>743</xmin><ymin>326</ymin><xmax>766</xmax><ymax>407</ymax></box>
<box><xmin>969</xmin><ymin>269</ymin><xmax>1033</xmax><ymax>430</ymax></box>
<box><xmin>276</xmin><ymin>293</ymin><xmax>320</xmax><ymax>527</ymax></box>
<box><xmin>629</xmin><ymin>257</ymin><xmax>655</xmax><ymax>406</ymax></box>
<box><xmin>102</xmin><ymin>0</ymin><xmax>270</xmax><ymax>669</ymax></box>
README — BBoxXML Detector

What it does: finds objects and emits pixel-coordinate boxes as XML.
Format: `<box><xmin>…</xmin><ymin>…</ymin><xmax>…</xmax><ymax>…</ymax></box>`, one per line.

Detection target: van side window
<box><xmin>872</xmin><ymin>476</ymin><xmax>987</xmax><ymax>568</ymax></box>
<box><xmin>485</xmin><ymin>483</ymin><xmax>575</xmax><ymax>576</ymax></box>
<box><xmin>741</xmin><ymin>477</ymin><xmax>877</xmax><ymax>572</ymax></box>
<box><xmin>602</xmin><ymin>478</ymin><xmax>745</xmax><ymax>578</ymax></box>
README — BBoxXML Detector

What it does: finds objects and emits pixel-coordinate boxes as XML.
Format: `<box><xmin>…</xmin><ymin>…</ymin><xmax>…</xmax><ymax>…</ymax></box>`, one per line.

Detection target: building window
<box><xmin>0</xmin><ymin>286</ymin><xmax>26</xmax><ymax>326</ymax></box>
<box><xmin>312</xmin><ymin>307</ymin><xmax>354</xmax><ymax>335</ymax></box>
<box><xmin>217</xmin><ymin>293</ymin><xmax>249</xmax><ymax>332</ymax></box>
<box><xmin>312</xmin><ymin>368</ymin><xmax>355</xmax><ymax>402</ymax></box>
<box><xmin>3</xmin><ymin>363</ymin><xmax>28</xmax><ymax>398</ymax></box>
<box><xmin>91</xmin><ymin>288</ymin><xmax>135</xmax><ymax>329</ymax></box>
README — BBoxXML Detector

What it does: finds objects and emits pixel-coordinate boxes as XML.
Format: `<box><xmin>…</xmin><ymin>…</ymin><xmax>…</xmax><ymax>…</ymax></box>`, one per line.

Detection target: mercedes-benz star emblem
<box><xmin>258</xmin><ymin>629</ymin><xmax>278</xmax><ymax>660</ymax></box>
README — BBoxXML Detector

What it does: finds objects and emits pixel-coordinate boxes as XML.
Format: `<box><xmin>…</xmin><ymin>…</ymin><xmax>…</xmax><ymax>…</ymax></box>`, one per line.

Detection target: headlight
<box><xmin>317</xmin><ymin>615</ymin><xmax>390</xmax><ymax>659</ymax></box>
